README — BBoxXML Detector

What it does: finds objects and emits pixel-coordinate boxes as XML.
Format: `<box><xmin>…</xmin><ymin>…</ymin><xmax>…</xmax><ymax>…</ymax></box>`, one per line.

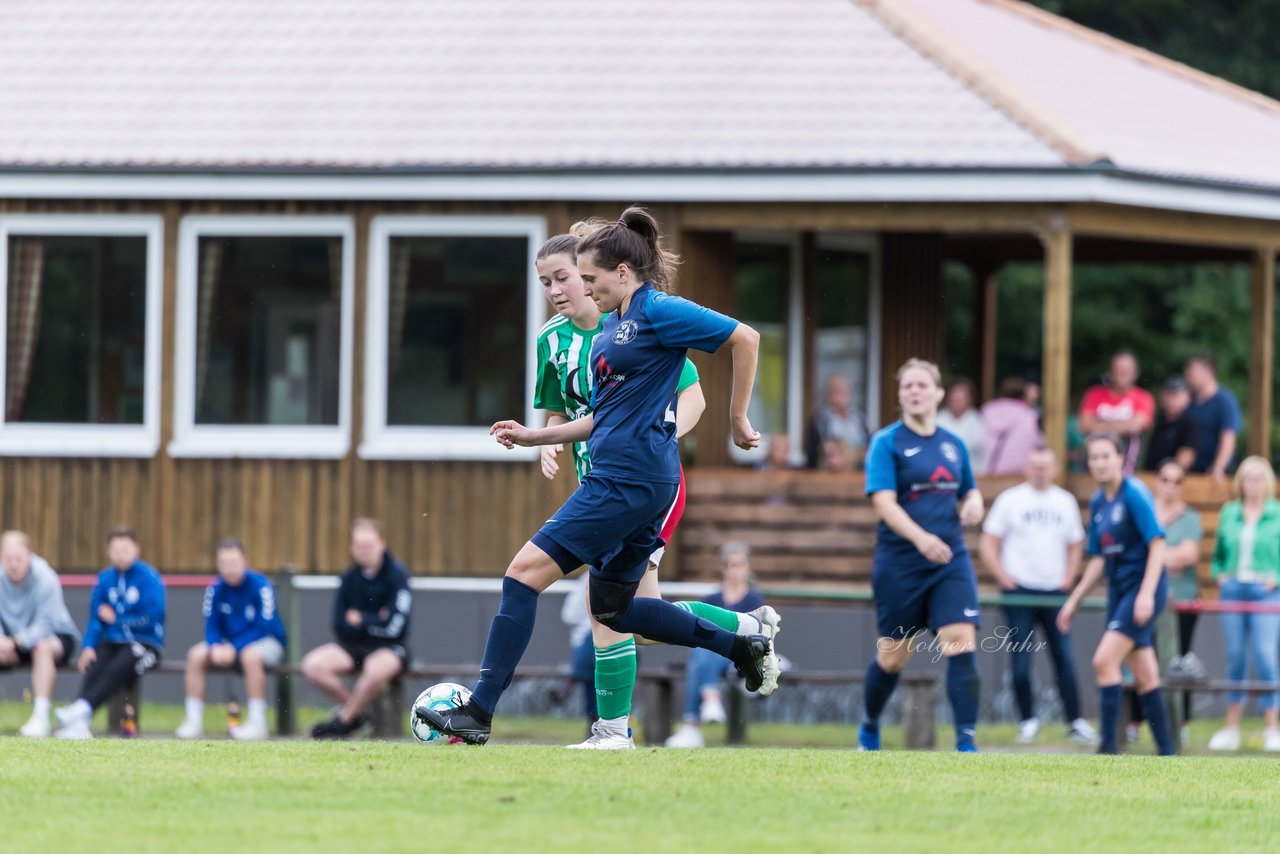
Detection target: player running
<box><xmin>534</xmin><ymin>228</ymin><xmax>779</xmax><ymax>749</ymax></box>
<box><xmin>1057</xmin><ymin>433</ymin><xmax>1175</xmax><ymax>755</ymax></box>
<box><xmin>417</xmin><ymin>207</ymin><xmax>776</xmax><ymax>745</ymax></box>
<box><xmin>858</xmin><ymin>358</ymin><xmax>985</xmax><ymax>752</ymax></box>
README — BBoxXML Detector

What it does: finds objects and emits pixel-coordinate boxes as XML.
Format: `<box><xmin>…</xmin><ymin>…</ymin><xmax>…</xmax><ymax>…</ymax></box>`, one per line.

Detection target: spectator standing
<box><xmin>937</xmin><ymin>378</ymin><xmax>985</xmax><ymax>473</ymax></box>
<box><xmin>1151</xmin><ymin>460</ymin><xmax>1204</xmax><ymax>733</ymax></box>
<box><xmin>1207</xmin><ymin>456</ymin><xmax>1280</xmax><ymax>752</ymax></box>
<box><xmin>1185</xmin><ymin>353</ymin><xmax>1242</xmax><ymax>483</ymax></box>
<box><xmin>1143</xmin><ymin>378</ymin><xmax>1200</xmax><ymax>472</ymax></box>
<box><xmin>54</xmin><ymin>526</ymin><xmax>165</xmax><ymax>740</ymax></box>
<box><xmin>175</xmin><ymin>538</ymin><xmax>288</xmax><ymax>741</ymax></box>
<box><xmin>981</xmin><ymin>376</ymin><xmax>1041</xmax><ymax>475</ymax></box>
<box><xmin>1079</xmin><ymin>351</ymin><xmax>1154</xmax><ymax>475</ymax></box>
<box><xmin>301</xmin><ymin>519</ymin><xmax>412</xmax><ymax>739</ymax></box>
<box><xmin>665</xmin><ymin>542</ymin><xmax>766</xmax><ymax>749</ymax></box>
<box><xmin>0</xmin><ymin>531</ymin><xmax>81</xmax><ymax>737</ymax></box>
<box><xmin>980</xmin><ymin>448</ymin><xmax>1096</xmax><ymax>745</ymax></box>
<box><xmin>805</xmin><ymin>375</ymin><xmax>870</xmax><ymax>470</ymax></box>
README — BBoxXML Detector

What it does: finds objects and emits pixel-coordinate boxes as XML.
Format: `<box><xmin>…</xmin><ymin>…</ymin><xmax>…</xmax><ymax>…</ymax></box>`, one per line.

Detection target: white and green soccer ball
<box><xmin>410</xmin><ymin>682</ymin><xmax>471</xmax><ymax>744</ymax></box>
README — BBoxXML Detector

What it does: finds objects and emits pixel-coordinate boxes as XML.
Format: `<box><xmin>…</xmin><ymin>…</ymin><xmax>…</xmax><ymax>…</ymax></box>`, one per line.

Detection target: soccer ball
<box><xmin>410</xmin><ymin>682</ymin><xmax>471</xmax><ymax>744</ymax></box>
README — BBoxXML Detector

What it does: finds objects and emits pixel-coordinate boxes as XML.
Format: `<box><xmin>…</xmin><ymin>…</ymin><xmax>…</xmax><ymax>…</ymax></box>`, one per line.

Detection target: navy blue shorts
<box><xmin>871</xmin><ymin>552</ymin><xmax>981</xmax><ymax>640</ymax></box>
<box><xmin>532</xmin><ymin>474</ymin><xmax>679</xmax><ymax>584</ymax></box>
<box><xmin>1105</xmin><ymin>574</ymin><xmax>1168</xmax><ymax>649</ymax></box>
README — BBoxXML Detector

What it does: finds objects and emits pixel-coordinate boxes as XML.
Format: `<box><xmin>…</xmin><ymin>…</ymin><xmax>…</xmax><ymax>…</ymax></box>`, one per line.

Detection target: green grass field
<box><xmin>1</xmin><ymin>738</ymin><xmax>1276</xmax><ymax>853</ymax></box>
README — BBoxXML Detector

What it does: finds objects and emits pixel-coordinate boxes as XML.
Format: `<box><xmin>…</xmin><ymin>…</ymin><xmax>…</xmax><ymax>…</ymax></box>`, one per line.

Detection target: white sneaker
<box><xmin>749</xmin><ymin>605</ymin><xmax>782</xmax><ymax>696</ymax></box>
<box><xmin>1067</xmin><ymin>718</ymin><xmax>1099</xmax><ymax>745</ymax></box>
<box><xmin>54</xmin><ymin>721</ymin><xmax>93</xmax><ymax>740</ymax></box>
<box><xmin>19</xmin><ymin>714</ymin><xmax>51</xmax><ymax>738</ymax></box>
<box><xmin>1016</xmin><ymin>717</ymin><xmax>1040</xmax><ymax>744</ymax></box>
<box><xmin>175</xmin><ymin>717</ymin><xmax>204</xmax><ymax>740</ymax></box>
<box><xmin>700</xmin><ymin>695</ymin><xmax>727</xmax><ymax>725</ymax></box>
<box><xmin>1208</xmin><ymin>726</ymin><xmax>1241</xmax><ymax>751</ymax></box>
<box><xmin>1264</xmin><ymin>728</ymin><xmax>1280</xmax><ymax>752</ymax></box>
<box><xmin>664</xmin><ymin>723</ymin><xmax>705</xmax><ymax>749</ymax></box>
<box><xmin>230</xmin><ymin>719</ymin><xmax>269</xmax><ymax>741</ymax></box>
<box><xmin>54</xmin><ymin>703</ymin><xmax>87</xmax><ymax>727</ymax></box>
<box><xmin>566</xmin><ymin>719</ymin><xmax>635</xmax><ymax>750</ymax></box>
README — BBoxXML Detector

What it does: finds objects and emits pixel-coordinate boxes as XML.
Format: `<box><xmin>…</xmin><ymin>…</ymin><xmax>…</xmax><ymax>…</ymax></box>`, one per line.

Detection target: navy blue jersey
<box><xmin>332</xmin><ymin>553</ymin><xmax>412</xmax><ymax>646</ymax></box>
<box><xmin>866</xmin><ymin>421</ymin><xmax>976</xmax><ymax>563</ymax></box>
<box><xmin>82</xmin><ymin>560</ymin><xmax>166</xmax><ymax>652</ymax></box>
<box><xmin>1087</xmin><ymin>476</ymin><xmax>1165</xmax><ymax>590</ymax></box>
<box><xmin>588</xmin><ymin>285</ymin><xmax>737</xmax><ymax>484</ymax></box>
<box><xmin>203</xmin><ymin>569</ymin><xmax>288</xmax><ymax>650</ymax></box>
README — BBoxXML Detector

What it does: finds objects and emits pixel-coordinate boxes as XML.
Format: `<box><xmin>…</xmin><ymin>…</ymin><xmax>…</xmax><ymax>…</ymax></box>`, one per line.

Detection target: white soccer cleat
<box><xmin>1208</xmin><ymin>726</ymin><xmax>1241</xmax><ymax>751</ymax></box>
<box><xmin>1066</xmin><ymin>718</ymin><xmax>1099</xmax><ymax>745</ymax></box>
<box><xmin>1264</xmin><ymin>728</ymin><xmax>1280</xmax><ymax>753</ymax></box>
<box><xmin>664</xmin><ymin>723</ymin><xmax>705</xmax><ymax>749</ymax></box>
<box><xmin>175</xmin><ymin>717</ymin><xmax>204</xmax><ymax>740</ymax></box>
<box><xmin>19</xmin><ymin>714</ymin><xmax>51</xmax><ymax>738</ymax></box>
<box><xmin>566</xmin><ymin>720</ymin><xmax>635</xmax><ymax>750</ymax></box>
<box><xmin>700</xmin><ymin>695</ymin><xmax>727</xmax><ymax>725</ymax></box>
<box><xmin>230</xmin><ymin>719</ymin><xmax>269</xmax><ymax>741</ymax></box>
<box><xmin>54</xmin><ymin>721</ymin><xmax>93</xmax><ymax>740</ymax></box>
<box><xmin>1016</xmin><ymin>717</ymin><xmax>1040</xmax><ymax>744</ymax></box>
<box><xmin>748</xmin><ymin>606</ymin><xmax>783</xmax><ymax>696</ymax></box>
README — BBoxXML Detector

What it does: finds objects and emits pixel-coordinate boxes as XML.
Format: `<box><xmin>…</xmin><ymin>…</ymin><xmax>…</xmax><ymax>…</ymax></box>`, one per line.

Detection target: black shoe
<box><xmin>414</xmin><ymin>701</ymin><xmax>491</xmax><ymax>746</ymax></box>
<box><xmin>732</xmin><ymin>633</ymin><xmax>772</xmax><ymax>693</ymax></box>
<box><xmin>311</xmin><ymin>714</ymin><xmax>367</xmax><ymax>740</ymax></box>
<box><xmin>1097</xmin><ymin>744</ymin><xmax>1120</xmax><ymax>755</ymax></box>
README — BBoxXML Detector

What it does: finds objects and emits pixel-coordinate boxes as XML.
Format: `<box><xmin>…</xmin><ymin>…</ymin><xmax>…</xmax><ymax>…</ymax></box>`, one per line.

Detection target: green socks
<box><xmin>676</xmin><ymin>600</ymin><xmax>741</xmax><ymax>632</ymax></box>
<box><xmin>594</xmin><ymin>638</ymin><xmax>637</xmax><ymax>720</ymax></box>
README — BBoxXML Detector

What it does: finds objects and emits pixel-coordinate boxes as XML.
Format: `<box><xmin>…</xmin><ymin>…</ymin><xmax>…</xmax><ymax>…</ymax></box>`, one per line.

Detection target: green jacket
<box><xmin>1210</xmin><ymin>498</ymin><xmax>1280</xmax><ymax>583</ymax></box>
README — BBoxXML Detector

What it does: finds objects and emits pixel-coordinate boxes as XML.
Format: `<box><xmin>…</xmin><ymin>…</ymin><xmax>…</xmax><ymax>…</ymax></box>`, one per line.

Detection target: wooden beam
<box><xmin>682</xmin><ymin>202</ymin><xmax>1053</xmax><ymax>235</ymax></box>
<box><xmin>1249</xmin><ymin>247</ymin><xmax>1277</xmax><ymax>458</ymax></box>
<box><xmin>976</xmin><ymin>265</ymin><xmax>1001</xmax><ymax>404</ymax></box>
<box><xmin>1040</xmin><ymin>223</ymin><xmax>1073</xmax><ymax>464</ymax></box>
<box><xmin>1070</xmin><ymin>204</ymin><xmax>1280</xmax><ymax>250</ymax></box>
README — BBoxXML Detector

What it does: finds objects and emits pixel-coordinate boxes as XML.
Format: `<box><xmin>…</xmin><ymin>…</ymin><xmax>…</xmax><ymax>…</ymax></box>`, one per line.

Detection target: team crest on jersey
<box><xmin>940</xmin><ymin>441</ymin><xmax>959</xmax><ymax>463</ymax></box>
<box><xmin>1111</xmin><ymin>504</ymin><xmax>1125</xmax><ymax>523</ymax></box>
<box><xmin>613</xmin><ymin>320</ymin><xmax>639</xmax><ymax>345</ymax></box>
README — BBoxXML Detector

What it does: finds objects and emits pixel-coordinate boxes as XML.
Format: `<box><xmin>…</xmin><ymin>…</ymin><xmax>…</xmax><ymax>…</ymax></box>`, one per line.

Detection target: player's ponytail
<box><xmin>577</xmin><ymin>206</ymin><xmax>682</xmax><ymax>292</ymax></box>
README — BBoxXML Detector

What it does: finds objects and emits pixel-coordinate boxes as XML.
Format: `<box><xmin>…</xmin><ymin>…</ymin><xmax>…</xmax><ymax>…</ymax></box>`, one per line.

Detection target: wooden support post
<box><xmin>972</xmin><ymin>264</ymin><xmax>1001</xmax><ymax>404</ymax></box>
<box><xmin>274</xmin><ymin>567</ymin><xmax>297</xmax><ymax>736</ymax></box>
<box><xmin>1248</xmin><ymin>247</ymin><xmax>1276</xmax><ymax>459</ymax></box>
<box><xmin>1040</xmin><ymin>223</ymin><xmax>1073</xmax><ymax>464</ymax></box>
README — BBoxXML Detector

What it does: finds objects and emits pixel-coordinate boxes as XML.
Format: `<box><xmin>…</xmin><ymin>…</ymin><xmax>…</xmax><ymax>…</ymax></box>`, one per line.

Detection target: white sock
<box><xmin>247</xmin><ymin>699</ymin><xmax>267</xmax><ymax>726</ymax></box>
<box><xmin>33</xmin><ymin>697</ymin><xmax>51</xmax><ymax>719</ymax></box>
<box><xmin>735</xmin><ymin>612</ymin><xmax>762</xmax><ymax>635</ymax></box>
<box><xmin>185</xmin><ymin>697</ymin><xmax>204</xmax><ymax>722</ymax></box>
<box><xmin>71</xmin><ymin>699</ymin><xmax>92</xmax><ymax>721</ymax></box>
<box><xmin>600</xmin><ymin>715</ymin><xmax>629</xmax><ymax>737</ymax></box>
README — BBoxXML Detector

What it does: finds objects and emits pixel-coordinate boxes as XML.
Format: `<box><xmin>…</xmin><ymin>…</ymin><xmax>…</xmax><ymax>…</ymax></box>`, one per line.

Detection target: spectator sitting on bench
<box><xmin>302</xmin><ymin>519</ymin><xmax>411</xmax><ymax>739</ymax></box>
<box><xmin>176</xmin><ymin>538</ymin><xmax>288</xmax><ymax>741</ymax></box>
<box><xmin>54</xmin><ymin>526</ymin><xmax>165</xmax><ymax>740</ymax></box>
<box><xmin>0</xmin><ymin>531</ymin><xmax>82</xmax><ymax>738</ymax></box>
<box><xmin>665</xmin><ymin>542</ymin><xmax>765</xmax><ymax>749</ymax></box>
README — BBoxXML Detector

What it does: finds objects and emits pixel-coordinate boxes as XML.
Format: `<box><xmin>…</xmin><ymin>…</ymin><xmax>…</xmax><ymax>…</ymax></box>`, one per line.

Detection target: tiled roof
<box><xmin>0</xmin><ymin>0</ymin><xmax>1276</xmax><ymax>190</ymax></box>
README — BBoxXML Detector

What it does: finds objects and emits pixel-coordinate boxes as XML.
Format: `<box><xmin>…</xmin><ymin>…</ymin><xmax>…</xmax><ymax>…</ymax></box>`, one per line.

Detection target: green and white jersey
<box><xmin>535</xmin><ymin>312</ymin><xmax>701</xmax><ymax>484</ymax></box>
<box><xmin>535</xmin><ymin>314</ymin><xmax>602</xmax><ymax>482</ymax></box>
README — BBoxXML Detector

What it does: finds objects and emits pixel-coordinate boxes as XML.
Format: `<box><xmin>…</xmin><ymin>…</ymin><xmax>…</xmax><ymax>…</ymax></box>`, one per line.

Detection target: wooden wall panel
<box><xmin>878</xmin><ymin>232</ymin><xmax>946</xmax><ymax>421</ymax></box>
<box><xmin>679</xmin><ymin>230</ymin><xmax>736</xmax><ymax>469</ymax></box>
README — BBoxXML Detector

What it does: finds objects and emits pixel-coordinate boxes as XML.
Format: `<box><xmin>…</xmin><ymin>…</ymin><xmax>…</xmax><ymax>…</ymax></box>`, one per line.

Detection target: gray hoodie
<box><xmin>0</xmin><ymin>555</ymin><xmax>81</xmax><ymax>648</ymax></box>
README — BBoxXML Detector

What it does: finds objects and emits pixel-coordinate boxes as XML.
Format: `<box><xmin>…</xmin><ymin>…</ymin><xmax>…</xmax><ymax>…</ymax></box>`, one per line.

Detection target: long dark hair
<box><xmin>575</xmin><ymin>206</ymin><xmax>680</xmax><ymax>292</ymax></box>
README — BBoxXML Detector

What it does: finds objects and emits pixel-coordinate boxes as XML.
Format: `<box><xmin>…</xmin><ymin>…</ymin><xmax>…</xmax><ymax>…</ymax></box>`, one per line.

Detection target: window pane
<box><xmin>6</xmin><ymin>235</ymin><xmax>147</xmax><ymax>424</ymax></box>
<box><xmin>195</xmin><ymin>236</ymin><xmax>341</xmax><ymax>426</ymax></box>
<box><xmin>385</xmin><ymin>235</ymin><xmax>526</xmax><ymax>426</ymax></box>
<box><xmin>813</xmin><ymin>245</ymin><xmax>872</xmax><ymax>424</ymax></box>
<box><xmin>733</xmin><ymin>241</ymin><xmax>791</xmax><ymax>441</ymax></box>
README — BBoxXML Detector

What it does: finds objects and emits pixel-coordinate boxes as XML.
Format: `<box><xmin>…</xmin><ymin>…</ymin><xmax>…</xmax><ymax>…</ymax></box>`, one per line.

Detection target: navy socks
<box><xmin>470</xmin><ymin>577</ymin><xmax>539</xmax><ymax>715</ymax></box>
<box><xmin>947</xmin><ymin>652</ymin><xmax>979</xmax><ymax>750</ymax></box>
<box><xmin>862</xmin><ymin>660</ymin><xmax>900</xmax><ymax>729</ymax></box>
<box><xmin>612</xmin><ymin>596</ymin><xmax>738</xmax><ymax>658</ymax></box>
<box><xmin>1139</xmin><ymin>687</ymin><xmax>1176</xmax><ymax>756</ymax></box>
<box><xmin>1099</xmin><ymin>683</ymin><xmax>1123</xmax><ymax>754</ymax></box>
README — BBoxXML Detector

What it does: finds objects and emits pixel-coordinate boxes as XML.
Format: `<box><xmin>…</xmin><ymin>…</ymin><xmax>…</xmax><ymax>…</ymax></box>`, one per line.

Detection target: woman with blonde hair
<box><xmin>1207</xmin><ymin>455</ymin><xmax>1280</xmax><ymax>752</ymax></box>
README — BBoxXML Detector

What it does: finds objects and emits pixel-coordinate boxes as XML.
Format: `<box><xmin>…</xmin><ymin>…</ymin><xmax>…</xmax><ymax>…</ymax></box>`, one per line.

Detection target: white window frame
<box><xmin>170</xmin><ymin>215</ymin><xmax>355</xmax><ymax>459</ymax></box>
<box><xmin>814</xmin><ymin>233</ymin><xmax>882</xmax><ymax>430</ymax></box>
<box><xmin>0</xmin><ymin>214</ymin><xmax>163</xmax><ymax>457</ymax></box>
<box><xmin>360</xmin><ymin>215</ymin><xmax>545</xmax><ymax>461</ymax></box>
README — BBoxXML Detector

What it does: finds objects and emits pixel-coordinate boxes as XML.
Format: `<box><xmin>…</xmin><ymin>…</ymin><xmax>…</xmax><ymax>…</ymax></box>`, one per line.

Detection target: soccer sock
<box><xmin>247</xmin><ymin>699</ymin><xmax>268</xmax><ymax>726</ymax></box>
<box><xmin>470</xmin><ymin>576</ymin><xmax>540</xmax><ymax>717</ymax></box>
<box><xmin>862</xmin><ymin>660</ymin><xmax>900</xmax><ymax>729</ymax></box>
<box><xmin>33</xmin><ymin>697</ymin><xmax>51</xmax><ymax>719</ymax></box>
<box><xmin>947</xmin><ymin>652</ymin><xmax>980</xmax><ymax>750</ymax></box>
<box><xmin>185</xmin><ymin>697</ymin><xmax>204</xmax><ymax>722</ymax></box>
<box><xmin>675</xmin><ymin>601</ymin><xmax>741</xmax><ymax>633</ymax></box>
<box><xmin>1139</xmin><ymin>688</ymin><xmax>1176</xmax><ymax>756</ymax></box>
<box><xmin>613</xmin><ymin>597</ymin><xmax>737</xmax><ymax>657</ymax></box>
<box><xmin>594</xmin><ymin>639</ymin><xmax>637</xmax><ymax>728</ymax></box>
<box><xmin>1099</xmin><ymin>683</ymin><xmax>1123</xmax><ymax>753</ymax></box>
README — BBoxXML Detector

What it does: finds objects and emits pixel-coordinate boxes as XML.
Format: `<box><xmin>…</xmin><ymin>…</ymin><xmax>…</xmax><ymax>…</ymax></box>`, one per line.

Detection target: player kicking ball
<box><xmin>417</xmin><ymin>208</ymin><xmax>777</xmax><ymax>745</ymax></box>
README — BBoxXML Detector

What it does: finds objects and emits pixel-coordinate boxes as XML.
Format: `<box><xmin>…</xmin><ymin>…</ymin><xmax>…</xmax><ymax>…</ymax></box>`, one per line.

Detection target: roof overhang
<box><xmin>3</xmin><ymin>167</ymin><xmax>1280</xmax><ymax>223</ymax></box>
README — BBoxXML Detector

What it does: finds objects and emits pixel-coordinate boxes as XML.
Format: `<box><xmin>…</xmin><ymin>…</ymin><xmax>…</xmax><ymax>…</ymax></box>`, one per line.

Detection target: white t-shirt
<box><xmin>983</xmin><ymin>482</ymin><xmax>1085</xmax><ymax>590</ymax></box>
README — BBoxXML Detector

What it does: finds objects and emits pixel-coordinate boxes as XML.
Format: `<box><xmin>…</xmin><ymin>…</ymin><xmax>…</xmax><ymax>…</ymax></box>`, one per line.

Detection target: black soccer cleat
<box><xmin>415</xmin><ymin>701</ymin><xmax>492</xmax><ymax>746</ymax></box>
<box><xmin>732</xmin><ymin>633</ymin><xmax>775</xmax><ymax>694</ymax></box>
<box><xmin>310</xmin><ymin>713</ymin><xmax>368</xmax><ymax>740</ymax></box>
